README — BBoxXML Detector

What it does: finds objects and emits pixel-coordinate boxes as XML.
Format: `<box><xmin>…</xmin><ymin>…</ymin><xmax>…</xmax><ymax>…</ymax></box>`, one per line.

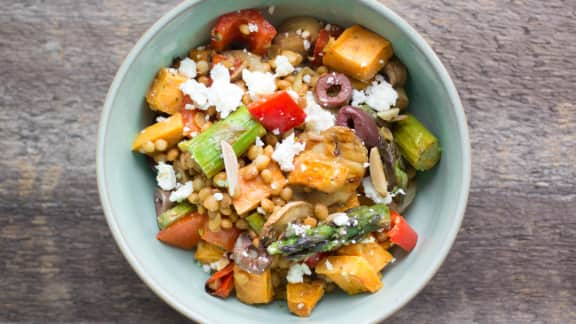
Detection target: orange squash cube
<box><xmin>131</xmin><ymin>113</ymin><xmax>184</xmax><ymax>151</ymax></box>
<box><xmin>337</xmin><ymin>241</ymin><xmax>394</xmax><ymax>272</ymax></box>
<box><xmin>323</xmin><ymin>25</ymin><xmax>394</xmax><ymax>82</ymax></box>
<box><xmin>233</xmin><ymin>265</ymin><xmax>274</xmax><ymax>304</ymax></box>
<box><xmin>316</xmin><ymin>256</ymin><xmax>383</xmax><ymax>294</ymax></box>
<box><xmin>287</xmin><ymin>281</ymin><xmax>325</xmax><ymax>317</ymax></box>
<box><xmin>146</xmin><ymin>68</ymin><xmax>188</xmax><ymax>115</ymax></box>
<box><xmin>288</xmin><ymin>154</ymin><xmax>350</xmax><ymax>193</ymax></box>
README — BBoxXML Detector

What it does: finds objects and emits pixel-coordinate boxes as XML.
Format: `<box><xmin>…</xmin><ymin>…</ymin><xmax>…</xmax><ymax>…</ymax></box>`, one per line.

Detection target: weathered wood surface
<box><xmin>0</xmin><ymin>0</ymin><xmax>574</xmax><ymax>323</ymax></box>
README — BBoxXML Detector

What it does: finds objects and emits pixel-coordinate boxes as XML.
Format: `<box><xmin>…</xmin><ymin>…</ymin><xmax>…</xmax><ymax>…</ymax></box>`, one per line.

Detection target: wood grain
<box><xmin>0</xmin><ymin>0</ymin><xmax>574</xmax><ymax>323</ymax></box>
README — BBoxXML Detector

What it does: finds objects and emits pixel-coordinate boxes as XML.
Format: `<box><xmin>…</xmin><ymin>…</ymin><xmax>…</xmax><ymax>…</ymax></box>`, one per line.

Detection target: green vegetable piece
<box><xmin>246</xmin><ymin>213</ymin><xmax>265</xmax><ymax>234</ymax></box>
<box><xmin>178</xmin><ymin>106</ymin><xmax>266</xmax><ymax>178</ymax></box>
<box><xmin>393</xmin><ymin>114</ymin><xmax>440</xmax><ymax>171</ymax></box>
<box><xmin>266</xmin><ymin>204</ymin><xmax>390</xmax><ymax>259</ymax></box>
<box><xmin>157</xmin><ymin>201</ymin><xmax>194</xmax><ymax>229</ymax></box>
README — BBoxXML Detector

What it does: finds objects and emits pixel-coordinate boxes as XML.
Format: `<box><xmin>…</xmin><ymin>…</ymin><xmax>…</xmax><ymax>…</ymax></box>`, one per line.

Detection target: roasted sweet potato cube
<box><xmin>131</xmin><ymin>113</ymin><xmax>184</xmax><ymax>151</ymax></box>
<box><xmin>234</xmin><ymin>265</ymin><xmax>274</xmax><ymax>304</ymax></box>
<box><xmin>316</xmin><ymin>256</ymin><xmax>383</xmax><ymax>294</ymax></box>
<box><xmin>323</xmin><ymin>25</ymin><xmax>394</xmax><ymax>82</ymax></box>
<box><xmin>194</xmin><ymin>240</ymin><xmax>226</xmax><ymax>264</ymax></box>
<box><xmin>146</xmin><ymin>68</ymin><xmax>188</xmax><ymax>115</ymax></box>
<box><xmin>337</xmin><ymin>241</ymin><xmax>394</xmax><ymax>272</ymax></box>
<box><xmin>287</xmin><ymin>281</ymin><xmax>325</xmax><ymax>317</ymax></box>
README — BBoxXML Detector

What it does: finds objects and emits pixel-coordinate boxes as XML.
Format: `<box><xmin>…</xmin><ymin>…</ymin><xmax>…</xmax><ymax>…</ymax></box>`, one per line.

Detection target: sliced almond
<box><xmin>369</xmin><ymin>147</ymin><xmax>389</xmax><ymax>197</ymax></box>
<box><xmin>220</xmin><ymin>140</ymin><xmax>239</xmax><ymax>198</ymax></box>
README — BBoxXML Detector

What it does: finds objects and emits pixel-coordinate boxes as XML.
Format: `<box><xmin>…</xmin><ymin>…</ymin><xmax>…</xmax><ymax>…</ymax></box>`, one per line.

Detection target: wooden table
<box><xmin>1</xmin><ymin>0</ymin><xmax>574</xmax><ymax>322</ymax></box>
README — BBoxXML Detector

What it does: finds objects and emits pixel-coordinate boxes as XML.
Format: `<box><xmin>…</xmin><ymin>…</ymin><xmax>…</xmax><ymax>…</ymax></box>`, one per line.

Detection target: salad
<box><xmin>131</xmin><ymin>8</ymin><xmax>440</xmax><ymax>317</ymax></box>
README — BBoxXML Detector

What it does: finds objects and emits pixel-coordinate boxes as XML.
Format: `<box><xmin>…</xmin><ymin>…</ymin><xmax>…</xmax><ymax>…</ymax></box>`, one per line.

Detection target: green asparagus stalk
<box><xmin>393</xmin><ymin>114</ymin><xmax>440</xmax><ymax>171</ymax></box>
<box><xmin>246</xmin><ymin>213</ymin><xmax>265</xmax><ymax>234</ymax></box>
<box><xmin>266</xmin><ymin>204</ymin><xmax>390</xmax><ymax>259</ymax></box>
<box><xmin>178</xmin><ymin>106</ymin><xmax>266</xmax><ymax>178</ymax></box>
<box><xmin>157</xmin><ymin>201</ymin><xmax>195</xmax><ymax>229</ymax></box>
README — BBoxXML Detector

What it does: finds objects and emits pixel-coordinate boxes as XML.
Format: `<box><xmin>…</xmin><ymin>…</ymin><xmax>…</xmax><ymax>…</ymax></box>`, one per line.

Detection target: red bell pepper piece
<box><xmin>312</xmin><ymin>25</ymin><xmax>344</xmax><ymax>66</ymax></box>
<box><xmin>387</xmin><ymin>210</ymin><xmax>418</xmax><ymax>252</ymax></box>
<box><xmin>211</xmin><ymin>9</ymin><xmax>277</xmax><ymax>55</ymax></box>
<box><xmin>156</xmin><ymin>213</ymin><xmax>207</xmax><ymax>250</ymax></box>
<box><xmin>248</xmin><ymin>91</ymin><xmax>306</xmax><ymax>133</ymax></box>
<box><xmin>304</xmin><ymin>252</ymin><xmax>329</xmax><ymax>269</ymax></box>
<box><xmin>205</xmin><ymin>263</ymin><xmax>235</xmax><ymax>298</ymax></box>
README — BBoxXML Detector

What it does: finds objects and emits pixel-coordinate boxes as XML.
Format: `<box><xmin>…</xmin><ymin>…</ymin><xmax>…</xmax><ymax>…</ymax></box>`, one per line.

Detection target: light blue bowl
<box><xmin>97</xmin><ymin>0</ymin><xmax>471</xmax><ymax>322</ymax></box>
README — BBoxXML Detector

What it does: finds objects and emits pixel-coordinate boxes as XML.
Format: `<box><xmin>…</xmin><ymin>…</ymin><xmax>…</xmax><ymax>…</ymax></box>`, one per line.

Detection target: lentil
<box><xmin>221</xmin><ymin>218</ymin><xmax>233</xmax><ymax>229</ymax></box>
<box><xmin>166</xmin><ymin>148</ymin><xmax>179</xmax><ymax>161</ymax></box>
<box><xmin>303</xmin><ymin>216</ymin><xmax>318</xmax><ymax>227</ymax></box>
<box><xmin>187</xmin><ymin>192</ymin><xmax>200</xmax><ymax>204</ymax></box>
<box><xmin>247</xmin><ymin>145</ymin><xmax>263</xmax><ymax>161</ymax></box>
<box><xmin>196</xmin><ymin>60</ymin><xmax>209</xmax><ymax>75</ymax></box>
<box><xmin>261</xmin><ymin>198</ymin><xmax>275</xmax><ymax>213</ymax></box>
<box><xmin>243</xmin><ymin>165</ymin><xmax>259</xmax><ymax>180</ymax></box>
<box><xmin>198</xmin><ymin>187</ymin><xmax>212</xmax><ymax>201</ymax></box>
<box><xmin>235</xmin><ymin>219</ymin><xmax>249</xmax><ymax>230</ymax></box>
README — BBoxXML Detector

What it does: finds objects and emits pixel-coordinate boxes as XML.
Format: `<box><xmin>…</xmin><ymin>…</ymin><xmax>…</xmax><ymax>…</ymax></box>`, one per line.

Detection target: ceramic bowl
<box><xmin>97</xmin><ymin>0</ymin><xmax>471</xmax><ymax>322</ymax></box>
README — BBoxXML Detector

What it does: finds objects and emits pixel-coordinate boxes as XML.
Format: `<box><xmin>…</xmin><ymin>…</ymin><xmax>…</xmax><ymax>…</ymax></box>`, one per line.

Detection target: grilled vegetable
<box><xmin>145</xmin><ymin>68</ymin><xmax>188</xmax><ymax>115</ymax></box>
<box><xmin>393</xmin><ymin>114</ymin><xmax>440</xmax><ymax>171</ymax></box>
<box><xmin>156</xmin><ymin>213</ymin><xmax>206</xmax><ymax>250</ymax></box>
<box><xmin>315</xmin><ymin>256</ymin><xmax>382</xmax><ymax>294</ymax></box>
<box><xmin>205</xmin><ymin>263</ymin><xmax>235</xmax><ymax>298</ymax></box>
<box><xmin>234</xmin><ymin>265</ymin><xmax>274</xmax><ymax>304</ymax></box>
<box><xmin>266</xmin><ymin>204</ymin><xmax>390</xmax><ymax>259</ymax></box>
<box><xmin>245</xmin><ymin>213</ymin><xmax>265</xmax><ymax>234</ymax></box>
<box><xmin>179</xmin><ymin>106</ymin><xmax>266</xmax><ymax>178</ymax></box>
<box><xmin>210</xmin><ymin>9</ymin><xmax>277</xmax><ymax>55</ymax></box>
<box><xmin>232</xmin><ymin>162</ymin><xmax>286</xmax><ymax>215</ymax></box>
<box><xmin>132</xmin><ymin>113</ymin><xmax>184</xmax><ymax>152</ymax></box>
<box><xmin>337</xmin><ymin>240</ymin><xmax>394</xmax><ymax>272</ymax></box>
<box><xmin>157</xmin><ymin>201</ymin><xmax>195</xmax><ymax>229</ymax></box>
<box><xmin>387</xmin><ymin>210</ymin><xmax>418</xmax><ymax>252</ymax></box>
<box><xmin>248</xmin><ymin>91</ymin><xmax>306</xmax><ymax>133</ymax></box>
<box><xmin>232</xmin><ymin>232</ymin><xmax>270</xmax><ymax>273</ymax></box>
<box><xmin>195</xmin><ymin>240</ymin><xmax>226</xmax><ymax>264</ymax></box>
<box><xmin>322</xmin><ymin>25</ymin><xmax>393</xmax><ymax>82</ymax></box>
<box><xmin>287</xmin><ymin>281</ymin><xmax>325</xmax><ymax>317</ymax></box>
<box><xmin>200</xmin><ymin>224</ymin><xmax>241</xmax><ymax>252</ymax></box>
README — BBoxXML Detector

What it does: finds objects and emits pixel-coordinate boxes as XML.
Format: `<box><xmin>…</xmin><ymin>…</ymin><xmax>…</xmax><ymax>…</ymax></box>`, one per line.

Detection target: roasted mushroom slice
<box><xmin>261</xmin><ymin>201</ymin><xmax>314</xmax><ymax>243</ymax></box>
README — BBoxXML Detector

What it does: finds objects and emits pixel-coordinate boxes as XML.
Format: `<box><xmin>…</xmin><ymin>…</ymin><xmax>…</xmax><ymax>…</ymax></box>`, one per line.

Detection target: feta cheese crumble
<box><xmin>286</xmin><ymin>263</ymin><xmax>311</xmax><ymax>284</ymax></box>
<box><xmin>169</xmin><ymin>181</ymin><xmax>193</xmax><ymax>202</ymax></box>
<box><xmin>179</xmin><ymin>63</ymin><xmax>243</xmax><ymax>117</ymax></box>
<box><xmin>272</xmin><ymin>133</ymin><xmax>305</xmax><ymax>171</ymax></box>
<box><xmin>213</xmin><ymin>192</ymin><xmax>224</xmax><ymax>201</ymax></box>
<box><xmin>351</xmin><ymin>74</ymin><xmax>398</xmax><ymax>111</ymax></box>
<box><xmin>155</xmin><ymin>116</ymin><xmax>167</xmax><ymax>122</ymax></box>
<box><xmin>286</xmin><ymin>223</ymin><xmax>311</xmax><ymax>236</ymax></box>
<box><xmin>304</xmin><ymin>91</ymin><xmax>335</xmax><ymax>133</ymax></box>
<box><xmin>325</xmin><ymin>259</ymin><xmax>334</xmax><ymax>271</ymax></box>
<box><xmin>156</xmin><ymin>162</ymin><xmax>176</xmax><ymax>191</ymax></box>
<box><xmin>242</xmin><ymin>69</ymin><xmax>276</xmax><ymax>98</ymax></box>
<box><xmin>274</xmin><ymin>55</ymin><xmax>294</xmax><ymax>77</ymax></box>
<box><xmin>331</xmin><ymin>213</ymin><xmax>350</xmax><ymax>226</ymax></box>
<box><xmin>178</xmin><ymin>57</ymin><xmax>197</xmax><ymax>78</ymax></box>
<box><xmin>255</xmin><ymin>137</ymin><xmax>265</xmax><ymax>147</ymax></box>
<box><xmin>302</xmin><ymin>74</ymin><xmax>312</xmax><ymax>84</ymax></box>
<box><xmin>303</xmin><ymin>39</ymin><xmax>311</xmax><ymax>50</ymax></box>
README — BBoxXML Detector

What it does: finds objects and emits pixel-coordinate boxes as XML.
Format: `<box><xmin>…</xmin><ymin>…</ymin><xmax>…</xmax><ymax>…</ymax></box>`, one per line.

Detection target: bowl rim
<box><xmin>96</xmin><ymin>0</ymin><xmax>471</xmax><ymax>322</ymax></box>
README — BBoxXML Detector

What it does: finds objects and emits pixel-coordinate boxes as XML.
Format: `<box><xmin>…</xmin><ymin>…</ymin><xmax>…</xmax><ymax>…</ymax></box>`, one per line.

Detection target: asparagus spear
<box><xmin>246</xmin><ymin>212</ymin><xmax>265</xmax><ymax>234</ymax></box>
<box><xmin>266</xmin><ymin>204</ymin><xmax>390</xmax><ymax>259</ymax></box>
<box><xmin>393</xmin><ymin>114</ymin><xmax>440</xmax><ymax>171</ymax></box>
<box><xmin>178</xmin><ymin>106</ymin><xmax>266</xmax><ymax>178</ymax></box>
<box><xmin>157</xmin><ymin>201</ymin><xmax>195</xmax><ymax>229</ymax></box>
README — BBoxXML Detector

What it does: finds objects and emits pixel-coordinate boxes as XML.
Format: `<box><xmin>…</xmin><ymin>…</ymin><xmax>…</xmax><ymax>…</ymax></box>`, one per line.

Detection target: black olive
<box><xmin>335</xmin><ymin>105</ymin><xmax>380</xmax><ymax>148</ymax></box>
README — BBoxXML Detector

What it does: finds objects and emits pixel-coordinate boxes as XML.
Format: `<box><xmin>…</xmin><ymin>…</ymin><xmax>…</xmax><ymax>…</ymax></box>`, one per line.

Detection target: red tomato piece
<box><xmin>312</xmin><ymin>25</ymin><xmax>344</xmax><ymax>66</ymax></box>
<box><xmin>387</xmin><ymin>210</ymin><xmax>418</xmax><ymax>252</ymax></box>
<box><xmin>181</xmin><ymin>100</ymin><xmax>203</xmax><ymax>137</ymax></box>
<box><xmin>156</xmin><ymin>213</ymin><xmax>207</xmax><ymax>250</ymax></box>
<box><xmin>211</xmin><ymin>9</ymin><xmax>277</xmax><ymax>55</ymax></box>
<box><xmin>304</xmin><ymin>252</ymin><xmax>329</xmax><ymax>269</ymax></box>
<box><xmin>248</xmin><ymin>91</ymin><xmax>306</xmax><ymax>133</ymax></box>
